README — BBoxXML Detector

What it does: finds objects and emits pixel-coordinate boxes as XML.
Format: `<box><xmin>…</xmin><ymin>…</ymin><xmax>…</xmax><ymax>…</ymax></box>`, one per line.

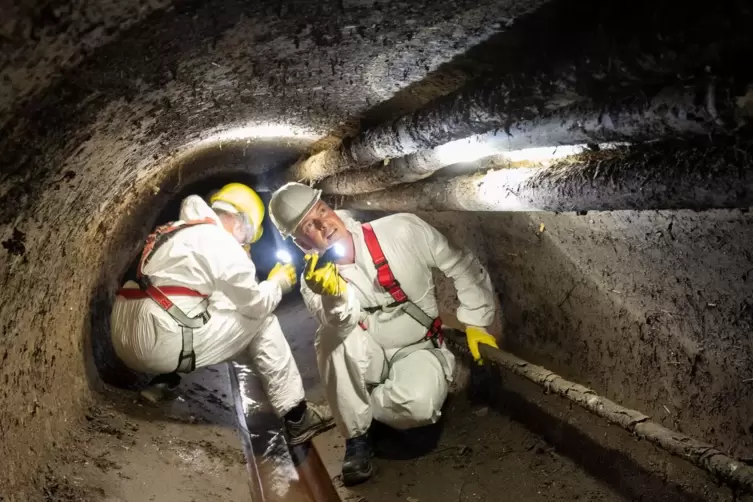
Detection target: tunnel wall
<box><xmin>421</xmin><ymin>209</ymin><xmax>753</xmax><ymax>459</ymax></box>
<box><xmin>0</xmin><ymin>115</ymin><xmax>152</xmax><ymax>498</ymax></box>
<box><xmin>0</xmin><ymin>131</ymin><xmax>310</xmax><ymax>499</ymax></box>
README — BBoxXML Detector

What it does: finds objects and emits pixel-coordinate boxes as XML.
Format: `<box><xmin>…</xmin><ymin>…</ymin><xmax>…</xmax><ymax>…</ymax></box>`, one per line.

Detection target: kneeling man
<box><xmin>269</xmin><ymin>182</ymin><xmax>499</xmax><ymax>485</ymax></box>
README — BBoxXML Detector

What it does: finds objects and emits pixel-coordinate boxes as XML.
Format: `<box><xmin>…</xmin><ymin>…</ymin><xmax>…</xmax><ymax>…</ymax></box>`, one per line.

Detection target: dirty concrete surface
<box><xmin>2</xmin><ymin>0</ymin><xmax>753</xmax><ymax>499</ymax></box>
<box><xmin>39</xmin><ymin>364</ymin><xmax>249</xmax><ymax>502</ymax></box>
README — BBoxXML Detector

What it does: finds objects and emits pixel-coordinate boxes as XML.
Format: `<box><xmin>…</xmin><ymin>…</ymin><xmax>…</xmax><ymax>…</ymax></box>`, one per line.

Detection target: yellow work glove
<box><xmin>303</xmin><ymin>253</ymin><xmax>348</xmax><ymax>297</ymax></box>
<box><xmin>465</xmin><ymin>326</ymin><xmax>498</xmax><ymax>365</ymax></box>
<box><xmin>267</xmin><ymin>262</ymin><xmax>297</xmax><ymax>294</ymax></box>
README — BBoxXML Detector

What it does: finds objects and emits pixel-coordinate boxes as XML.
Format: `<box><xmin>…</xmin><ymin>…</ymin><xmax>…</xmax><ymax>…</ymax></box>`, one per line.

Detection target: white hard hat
<box><xmin>269</xmin><ymin>182</ymin><xmax>322</xmax><ymax>238</ymax></box>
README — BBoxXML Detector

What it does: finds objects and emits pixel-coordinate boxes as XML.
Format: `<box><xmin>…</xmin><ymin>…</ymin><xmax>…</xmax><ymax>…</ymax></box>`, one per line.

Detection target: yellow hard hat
<box><xmin>209</xmin><ymin>183</ymin><xmax>265</xmax><ymax>244</ymax></box>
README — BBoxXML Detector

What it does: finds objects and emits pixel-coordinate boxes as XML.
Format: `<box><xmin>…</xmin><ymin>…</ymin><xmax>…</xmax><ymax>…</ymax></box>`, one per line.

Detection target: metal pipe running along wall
<box><xmin>290</xmin><ymin>76</ymin><xmax>752</xmax><ymax>184</ymax></box>
<box><xmin>318</xmin><ymin>80</ymin><xmax>753</xmax><ymax>195</ymax></box>
<box><xmin>288</xmin><ymin>73</ymin><xmax>581</xmax><ymax>183</ymax></box>
<box><xmin>334</xmin><ymin>141</ymin><xmax>753</xmax><ymax>213</ymax></box>
<box><xmin>443</xmin><ymin>330</ymin><xmax>753</xmax><ymax>493</ymax></box>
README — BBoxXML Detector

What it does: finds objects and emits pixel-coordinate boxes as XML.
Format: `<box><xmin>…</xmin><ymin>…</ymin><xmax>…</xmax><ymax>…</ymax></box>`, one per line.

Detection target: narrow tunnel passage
<box><xmin>89</xmin><ymin>140</ymin><xmax>309</xmax><ymax>391</ymax></box>
<box><xmin>3</xmin><ymin>0</ymin><xmax>753</xmax><ymax>500</ymax></box>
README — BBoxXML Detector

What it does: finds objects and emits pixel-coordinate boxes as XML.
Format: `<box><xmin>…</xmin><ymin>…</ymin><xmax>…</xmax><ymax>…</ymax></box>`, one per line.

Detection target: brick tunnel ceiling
<box><xmin>2</xmin><ymin>0</ymin><xmax>753</xmax><ymax>496</ymax></box>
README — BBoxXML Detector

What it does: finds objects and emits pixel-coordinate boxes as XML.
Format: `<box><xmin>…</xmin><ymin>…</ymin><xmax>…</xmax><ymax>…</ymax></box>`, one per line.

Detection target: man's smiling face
<box><xmin>293</xmin><ymin>200</ymin><xmax>349</xmax><ymax>253</ymax></box>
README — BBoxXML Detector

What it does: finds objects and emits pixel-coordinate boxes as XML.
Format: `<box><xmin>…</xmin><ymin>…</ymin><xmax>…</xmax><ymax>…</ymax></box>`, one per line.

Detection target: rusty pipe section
<box><xmin>444</xmin><ymin>330</ymin><xmax>753</xmax><ymax>493</ymax></box>
<box><xmin>289</xmin><ymin>443</ymin><xmax>341</xmax><ymax>502</ymax></box>
<box><xmin>292</xmin><ymin>78</ymin><xmax>752</xmax><ymax>185</ymax></box>
<box><xmin>335</xmin><ymin>140</ymin><xmax>753</xmax><ymax>213</ymax></box>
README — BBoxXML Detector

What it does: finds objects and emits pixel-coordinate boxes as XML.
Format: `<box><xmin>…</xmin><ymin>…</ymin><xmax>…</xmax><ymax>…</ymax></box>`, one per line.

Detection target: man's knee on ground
<box><xmin>402</xmin><ymin>393</ymin><xmax>441</xmax><ymax>425</ymax></box>
<box><xmin>373</xmin><ymin>384</ymin><xmax>441</xmax><ymax>429</ymax></box>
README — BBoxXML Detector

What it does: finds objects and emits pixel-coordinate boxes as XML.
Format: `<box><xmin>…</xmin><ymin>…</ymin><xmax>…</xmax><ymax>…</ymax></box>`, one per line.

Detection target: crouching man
<box><xmin>268</xmin><ymin>182</ymin><xmax>500</xmax><ymax>484</ymax></box>
<box><xmin>111</xmin><ymin>183</ymin><xmax>335</xmax><ymax>445</ymax></box>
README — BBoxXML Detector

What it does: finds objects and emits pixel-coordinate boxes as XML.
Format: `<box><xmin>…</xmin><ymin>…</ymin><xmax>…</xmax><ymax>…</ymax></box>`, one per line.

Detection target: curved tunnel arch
<box><xmin>87</xmin><ymin>136</ymin><xmax>314</xmax><ymax>389</ymax></box>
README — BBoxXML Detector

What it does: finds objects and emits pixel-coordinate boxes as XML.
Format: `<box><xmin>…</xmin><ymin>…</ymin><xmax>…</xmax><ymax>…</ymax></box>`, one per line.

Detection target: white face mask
<box><xmin>234</xmin><ymin>216</ymin><xmax>255</xmax><ymax>246</ymax></box>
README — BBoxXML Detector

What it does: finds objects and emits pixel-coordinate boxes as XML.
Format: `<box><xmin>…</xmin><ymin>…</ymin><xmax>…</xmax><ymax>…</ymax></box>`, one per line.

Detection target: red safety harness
<box><xmin>359</xmin><ymin>223</ymin><xmax>443</xmax><ymax>347</ymax></box>
<box><xmin>117</xmin><ymin>218</ymin><xmax>216</xmax><ymax>373</ymax></box>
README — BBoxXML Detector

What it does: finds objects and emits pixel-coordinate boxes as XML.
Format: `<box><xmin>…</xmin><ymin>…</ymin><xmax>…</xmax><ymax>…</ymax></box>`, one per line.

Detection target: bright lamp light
<box><xmin>275</xmin><ymin>249</ymin><xmax>293</xmax><ymax>264</ymax></box>
<box><xmin>434</xmin><ymin>137</ymin><xmax>498</xmax><ymax>166</ymax></box>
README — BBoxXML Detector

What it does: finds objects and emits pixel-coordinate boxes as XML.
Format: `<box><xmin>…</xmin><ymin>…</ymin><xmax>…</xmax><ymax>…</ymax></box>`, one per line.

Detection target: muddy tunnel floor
<box><xmin>48</xmin><ymin>297</ymin><xmax>749</xmax><ymax>502</ymax></box>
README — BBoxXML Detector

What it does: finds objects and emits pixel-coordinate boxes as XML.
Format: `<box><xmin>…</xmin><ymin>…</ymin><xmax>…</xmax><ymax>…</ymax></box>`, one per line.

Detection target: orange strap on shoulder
<box><xmin>137</xmin><ymin>217</ymin><xmax>216</xmax><ymax>279</ymax></box>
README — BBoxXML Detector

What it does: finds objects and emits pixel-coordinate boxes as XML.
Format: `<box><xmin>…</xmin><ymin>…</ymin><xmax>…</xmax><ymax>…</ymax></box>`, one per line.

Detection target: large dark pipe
<box><xmin>318</xmin><ymin>80</ymin><xmax>753</xmax><ymax>195</ymax></box>
<box><xmin>288</xmin><ymin>73</ymin><xmax>581</xmax><ymax>182</ymax></box>
<box><xmin>334</xmin><ymin>140</ymin><xmax>753</xmax><ymax>213</ymax></box>
<box><xmin>292</xmin><ymin>78</ymin><xmax>752</xmax><ymax>184</ymax></box>
<box><xmin>317</xmin><ymin>145</ymin><xmax>457</xmax><ymax>195</ymax></box>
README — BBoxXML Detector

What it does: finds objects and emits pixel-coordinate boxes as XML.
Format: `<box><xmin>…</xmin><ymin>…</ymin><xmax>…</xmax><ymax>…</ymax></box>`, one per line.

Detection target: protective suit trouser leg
<box><xmin>243</xmin><ymin>315</ymin><xmax>305</xmax><ymax>417</ymax></box>
<box><xmin>370</xmin><ymin>349</ymin><xmax>448</xmax><ymax>430</ymax></box>
<box><xmin>113</xmin><ymin>299</ymin><xmax>305</xmax><ymax>416</ymax></box>
<box><xmin>191</xmin><ymin>311</ymin><xmax>304</xmax><ymax>418</ymax></box>
<box><xmin>317</xmin><ymin>329</ymin><xmax>377</xmax><ymax>439</ymax></box>
<box><xmin>318</xmin><ymin>329</ymin><xmax>448</xmax><ymax>438</ymax></box>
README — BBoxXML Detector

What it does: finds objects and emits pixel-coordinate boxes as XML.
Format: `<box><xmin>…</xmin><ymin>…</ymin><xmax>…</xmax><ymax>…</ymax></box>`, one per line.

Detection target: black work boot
<box><xmin>284</xmin><ymin>402</ymin><xmax>336</xmax><ymax>446</ymax></box>
<box><xmin>342</xmin><ymin>433</ymin><xmax>374</xmax><ymax>486</ymax></box>
<box><xmin>140</xmin><ymin>372</ymin><xmax>182</xmax><ymax>403</ymax></box>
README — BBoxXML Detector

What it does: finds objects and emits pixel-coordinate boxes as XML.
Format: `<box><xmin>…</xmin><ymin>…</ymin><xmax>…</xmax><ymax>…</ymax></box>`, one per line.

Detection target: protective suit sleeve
<box><xmin>178</xmin><ymin>194</ymin><xmax>282</xmax><ymax>319</ymax></box>
<box><xmin>300</xmin><ymin>273</ymin><xmax>362</xmax><ymax>341</ymax></box>
<box><xmin>401</xmin><ymin>214</ymin><xmax>496</xmax><ymax>327</ymax></box>
<box><xmin>194</xmin><ymin>224</ymin><xmax>282</xmax><ymax>320</ymax></box>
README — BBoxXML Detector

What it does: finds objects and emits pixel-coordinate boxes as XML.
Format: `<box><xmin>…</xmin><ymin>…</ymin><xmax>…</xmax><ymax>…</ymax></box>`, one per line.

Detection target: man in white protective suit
<box><xmin>268</xmin><ymin>182</ymin><xmax>500</xmax><ymax>485</ymax></box>
<box><xmin>111</xmin><ymin>183</ymin><xmax>335</xmax><ymax>445</ymax></box>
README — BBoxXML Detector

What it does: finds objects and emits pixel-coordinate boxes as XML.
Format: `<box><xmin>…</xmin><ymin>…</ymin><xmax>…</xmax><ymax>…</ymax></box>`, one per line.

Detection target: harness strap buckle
<box><xmin>176</xmin><ymin>326</ymin><xmax>196</xmax><ymax>373</ymax></box>
<box><xmin>426</xmin><ymin>318</ymin><xmax>444</xmax><ymax>348</ymax></box>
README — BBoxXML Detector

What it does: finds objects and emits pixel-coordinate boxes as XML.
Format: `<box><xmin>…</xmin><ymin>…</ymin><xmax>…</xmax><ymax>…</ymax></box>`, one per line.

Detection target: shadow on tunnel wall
<box><xmin>1</xmin><ymin>0</ymin><xmax>360</xmax><ymax>226</ymax></box>
<box><xmin>86</xmin><ymin>141</ymin><xmax>306</xmax><ymax>391</ymax></box>
<box><xmin>420</xmin><ymin>207</ymin><xmax>753</xmax><ymax>460</ymax></box>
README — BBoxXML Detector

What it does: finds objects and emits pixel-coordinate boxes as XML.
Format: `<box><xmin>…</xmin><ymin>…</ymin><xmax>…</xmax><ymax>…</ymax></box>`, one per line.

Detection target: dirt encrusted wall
<box><xmin>1</xmin><ymin>0</ymin><xmax>543</xmax><ymax>497</ymax></box>
<box><xmin>421</xmin><ymin>209</ymin><xmax>753</xmax><ymax>459</ymax></box>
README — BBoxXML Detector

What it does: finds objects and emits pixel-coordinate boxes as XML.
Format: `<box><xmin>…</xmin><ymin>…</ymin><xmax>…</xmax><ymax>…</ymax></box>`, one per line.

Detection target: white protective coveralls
<box><xmin>111</xmin><ymin>195</ymin><xmax>304</xmax><ymax>416</ymax></box>
<box><xmin>301</xmin><ymin>212</ymin><xmax>496</xmax><ymax>438</ymax></box>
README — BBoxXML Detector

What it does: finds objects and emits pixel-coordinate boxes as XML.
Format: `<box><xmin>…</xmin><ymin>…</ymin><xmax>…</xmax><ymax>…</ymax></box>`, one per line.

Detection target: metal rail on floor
<box><xmin>228</xmin><ymin>361</ymin><xmax>341</xmax><ymax>502</ymax></box>
<box><xmin>228</xmin><ymin>362</ymin><xmax>268</xmax><ymax>502</ymax></box>
<box><xmin>444</xmin><ymin>330</ymin><xmax>753</xmax><ymax>493</ymax></box>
